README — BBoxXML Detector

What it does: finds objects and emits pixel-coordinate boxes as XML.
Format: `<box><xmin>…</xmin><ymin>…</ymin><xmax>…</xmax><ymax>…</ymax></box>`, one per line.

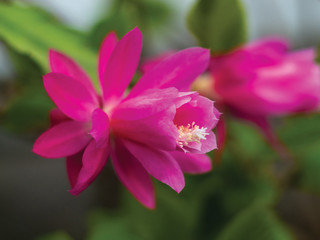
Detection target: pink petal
<box><xmin>49</xmin><ymin>108</ymin><xmax>70</xmax><ymax>127</ymax></box>
<box><xmin>102</xmin><ymin>27</ymin><xmax>142</xmax><ymax>104</ymax></box>
<box><xmin>123</xmin><ymin>139</ymin><xmax>185</xmax><ymax>193</ymax></box>
<box><xmin>49</xmin><ymin>49</ymin><xmax>96</xmax><ymax>95</ymax></box>
<box><xmin>43</xmin><ymin>73</ymin><xmax>99</xmax><ymax>121</ymax></box>
<box><xmin>69</xmin><ymin>139</ymin><xmax>110</xmax><ymax>195</ymax></box>
<box><xmin>129</xmin><ymin>47</ymin><xmax>210</xmax><ymax>97</ymax></box>
<box><xmin>33</xmin><ymin>121</ymin><xmax>91</xmax><ymax>158</ymax></box>
<box><xmin>112</xmin><ymin>88</ymin><xmax>178</xmax><ymax>120</ymax></box>
<box><xmin>140</xmin><ymin>51</ymin><xmax>175</xmax><ymax>74</ymax></box>
<box><xmin>199</xmin><ymin>131</ymin><xmax>217</xmax><ymax>153</ymax></box>
<box><xmin>111</xmin><ymin>138</ymin><xmax>155</xmax><ymax>209</ymax></box>
<box><xmin>181</xmin><ymin>131</ymin><xmax>217</xmax><ymax>154</ymax></box>
<box><xmin>98</xmin><ymin>31</ymin><xmax>118</xmax><ymax>83</ymax></box>
<box><xmin>214</xmin><ymin>116</ymin><xmax>227</xmax><ymax>164</ymax></box>
<box><xmin>89</xmin><ymin>108</ymin><xmax>110</xmax><ymax>148</ymax></box>
<box><xmin>171</xmin><ymin>151</ymin><xmax>212</xmax><ymax>174</ymax></box>
<box><xmin>112</xmin><ymin>105</ymin><xmax>178</xmax><ymax>151</ymax></box>
<box><xmin>66</xmin><ymin>151</ymin><xmax>83</xmax><ymax>188</ymax></box>
<box><xmin>174</xmin><ymin>95</ymin><xmax>220</xmax><ymax>130</ymax></box>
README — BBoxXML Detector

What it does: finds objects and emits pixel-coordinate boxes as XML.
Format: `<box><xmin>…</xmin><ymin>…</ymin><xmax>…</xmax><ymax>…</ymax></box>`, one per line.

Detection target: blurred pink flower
<box><xmin>33</xmin><ymin>27</ymin><xmax>220</xmax><ymax>209</ymax></box>
<box><xmin>209</xmin><ymin>38</ymin><xmax>320</xmax><ymax>153</ymax></box>
<box><xmin>210</xmin><ymin>38</ymin><xmax>320</xmax><ymax>117</ymax></box>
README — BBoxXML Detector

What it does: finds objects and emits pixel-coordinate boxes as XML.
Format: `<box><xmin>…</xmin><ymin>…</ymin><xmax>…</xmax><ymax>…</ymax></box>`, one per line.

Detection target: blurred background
<box><xmin>1</xmin><ymin>0</ymin><xmax>320</xmax><ymax>239</ymax></box>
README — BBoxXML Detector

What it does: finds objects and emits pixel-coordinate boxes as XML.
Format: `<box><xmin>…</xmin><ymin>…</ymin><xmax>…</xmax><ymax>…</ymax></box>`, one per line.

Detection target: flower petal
<box><xmin>90</xmin><ymin>108</ymin><xmax>110</xmax><ymax>148</ymax></box>
<box><xmin>102</xmin><ymin>27</ymin><xmax>142</xmax><ymax>104</ymax></box>
<box><xmin>140</xmin><ymin>51</ymin><xmax>175</xmax><ymax>74</ymax></box>
<box><xmin>112</xmin><ymin>105</ymin><xmax>178</xmax><ymax>151</ymax></box>
<box><xmin>66</xmin><ymin>151</ymin><xmax>83</xmax><ymax>188</ymax></box>
<box><xmin>98</xmin><ymin>31</ymin><xmax>118</xmax><ymax>83</ymax></box>
<box><xmin>49</xmin><ymin>108</ymin><xmax>70</xmax><ymax>127</ymax></box>
<box><xmin>171</xmin><ymin>151</ymin><xmax>212</xmax><ymax>174</ymax></box>
<box><xmin>123</xmin><ymin>140</ymin><xmax>185</xmax><ymax>193</ymax></box>
<box><xmin>129</xmin><ymin>47</ymin><xmax>210</xmax><ymax>97</ymax></box>
<box><xmin>69</xmin><ymin>139</ymin><xmax>110</xmax><ymax>195</ymax></box>
<box><xmin>112</xmin><ymin>88</ymin><xmax>178</xmax><ymax>121</ymax></box>
<box><xmin>174</xmin><ymin>95</ymin><xmax>220</xmax><ymax>129</ymax></box>
<box><xmin>49</xmin><ymin>49</ymin><xmax>96</xmax><ymax>95</ymax></box>
<box><xmin>33</xmin><ymin>121</ymin><xmax>91</xmax><ymax>158</ymax></box>
<box><xmin>111</xmin><ymin>138</ymin><xmax>155</xmax><ymax>209</ymax></box>
<box><xmin>43</xmin><ymin>73</ymin><xmax>99</xmax><ymax>121</ymax></box>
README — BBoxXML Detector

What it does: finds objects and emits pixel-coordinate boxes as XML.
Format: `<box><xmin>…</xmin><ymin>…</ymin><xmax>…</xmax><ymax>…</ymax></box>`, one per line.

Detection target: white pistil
<box><xmin>176</xmin><ymin>122</ymin><xmax>209</xmax><ymax>148</ymax></box>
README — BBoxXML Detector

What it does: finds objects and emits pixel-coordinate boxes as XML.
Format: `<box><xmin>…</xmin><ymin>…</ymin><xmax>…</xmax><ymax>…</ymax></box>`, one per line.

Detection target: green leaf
<box><xmin>87</xmin><ymin>0</ymin><xmax>170</xmax><ymax>50</ymax></box>
<box><xmin>0</xmin><ymin>2</ymin><xmax>98</xmax><ymax>87</ymax></box>
<box><xmin>217</xmin><ymin>203</ymin><xmax>293</xmax><ymax>240</ymax></box>
<box><xmin>277</xmin><ymin>114</ymin><xmax>320</xmax><ymax>192</ymax></box>
<box><xmin>87</xmin><ymin>210</ymin><xmax>142</xmax><ymax>240</ymax></box>
<box><xmin>35</xmin><ymin>231</ymin><xmax>72</xmax><ymax>240</ymax></box>
<box><xmin>123</xmin><ymin>183</ymin><xmax>199</xmax><ymax>240</ymax></box>
<box><xmin>187</xmin><ymin>0</ymin><xmax>247</xmax><ymax>54</ymax></box>
<box><xmin>1</xmin><ymin>87</ymin><xmax>53</xmax><ymax>132</ymax></box>
<box><xmin>0</xmin><ymin>46</ymin><xmax>53</xmax><ymax>133</ymax></box>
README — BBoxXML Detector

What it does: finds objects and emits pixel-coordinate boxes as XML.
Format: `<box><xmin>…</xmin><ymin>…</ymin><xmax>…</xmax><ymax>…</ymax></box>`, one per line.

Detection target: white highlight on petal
<box><xmin>176</xmin><ymin>122</ymin><xmax>209</xmax><ymax>148</ymax></box>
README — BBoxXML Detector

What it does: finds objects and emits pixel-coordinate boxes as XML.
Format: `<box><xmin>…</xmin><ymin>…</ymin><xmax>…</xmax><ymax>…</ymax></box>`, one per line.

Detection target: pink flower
<box><xmin>207</xmin><ymin>38</ymin><xmax>320</xmax><ymax>155</ymax></box>
<box><xmin>32</xmin><ymin>28</ymin><xmax>220</xmax><ymax>209</ymax></box>
<box><xmin>210</xmin><ymin>38</ymin><xmax>320</xmax><ymax>117</ymax></box>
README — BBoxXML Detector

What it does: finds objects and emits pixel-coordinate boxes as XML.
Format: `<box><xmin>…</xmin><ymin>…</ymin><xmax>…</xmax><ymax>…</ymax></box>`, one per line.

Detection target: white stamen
<box><xmin>176</xmin><ymin>122</ymin><xmax>209</xmax><ymax>148</ymax></box>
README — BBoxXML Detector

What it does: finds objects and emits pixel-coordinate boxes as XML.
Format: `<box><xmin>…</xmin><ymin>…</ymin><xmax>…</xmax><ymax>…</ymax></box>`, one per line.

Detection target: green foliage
<box><xmin>35</xmin><ymin>231</ymin><xmax>73</xmax><ymax>240</ymax></box>
<box><xmin>277</xmin><ymin>114</ymin><xmax>320</xmax><ymax>192</ymax></box>
<box><xmin>187</xmin><ymin>0</ymin><xmax>247</xmax><ymax>54</ymax></box>
<box><xmin>0</xmin><ymin>2</ymin><xmax>98</xmax><ymax>86</ymax></box>
<box><xmin>87</xmin><ymin>210</ymin><xmax>142</xmax><ymax>240</ymax></box>
<box><xmin>87</xmin><ymin>0</ymin><xmax>170</xmax><ymax>50</ymax></box>
<box><xmin>0</xmin><ymin>47</ymin><xmax>53</xmax><ymax>133</ymax></box>
<box><xmin>216</xmin><ymin>203</ymin><xmax>293</xmax><ymax>240</ymax></box>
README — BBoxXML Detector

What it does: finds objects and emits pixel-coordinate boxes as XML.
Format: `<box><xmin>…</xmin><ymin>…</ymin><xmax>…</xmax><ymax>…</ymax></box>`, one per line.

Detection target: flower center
<box><xmin>176</xmin><ymin>122</ymin><xmax>209</xmax><ymax>148</ymax></box>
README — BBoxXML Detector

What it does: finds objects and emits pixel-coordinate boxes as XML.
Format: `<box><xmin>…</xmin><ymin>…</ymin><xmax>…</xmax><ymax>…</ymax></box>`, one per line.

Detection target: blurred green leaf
<box><xmin>187</xmin><ymin>0</ymin><xmax>247</xmax><ymax>54</ymax></box>
<box><xmin>123</xmin><ymin>183</ymin><xmax>199</xmax><ymax>240</ymax></box>
<box><xmin>35</xmin><ymin>231</ymin><xmax>72</xmax><ymax>240</ymax></box>
<box><xmin>87</xmin><ymin>210</ymin><xmax>142</xmax><ymax>240</ymax></box>
<box><xmin>0</xmin><ymin>46</ymin><xmax>53</xmax><ymax>133</ymax></box>
<box><xmin>1</xmin><ymin>87</ymin><xmax>53</xmax><ymax>132</ymax></box>
<box><xmin>277</xmin><ymin>114</ymin><xmax>320</xmax><ymax>192</ymax></box>
<box><xmin>87</xmin><ymin>0</ymin><xmax>170</xmax><ymax>50</ymax></box>
<box><xmin>216</xmin><ymin>203</ymin><xmax>293</xmax><ymax>240</ymax></box>
<box><xmin>0</xmin><ymin>2</ymin><xmax>98</xmax><ymax>87</ymax></box>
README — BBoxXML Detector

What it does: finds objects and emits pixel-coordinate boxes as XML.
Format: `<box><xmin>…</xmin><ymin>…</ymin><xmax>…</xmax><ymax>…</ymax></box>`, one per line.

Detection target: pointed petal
<box><xmin>66</xmin><ymin>151</ymin><xmax>84</xmax><ymax>188</ymax></box>
<box><xmin>200</xmin><ymin>131</ymin><xmax>217</xmax><ymax>153</ymax></box>
<box><xmin>98</xmin><ymin>31</ymin><xmax>118</xmax><ymax>82</ymax></box>
<box><xmin>174</xmin><ymin>95</ymin><xmax>220</xmax><ymax>130</ymax></box>
<box><xmin>43</xmin><ymin>73</ymin><xmax>99</xmax><ymax>121</ymax></box>
<box><xmin>69</xmin><ymin>139</ymin><xmax>110</xmax><ymax>195</ymax></box>
<box><xmin>102</xmin><ymin>27</ymin><xmax>142</xmax><ymax>104</ymax></box>
<box><xmin>89</xmin><ymin>108</ymin><xmax>110</xmax><ymax>148</ymax></box>
<box><xmin>33</xmin><ymin>121</ymin><xmax>91</xmax><ymax>158</ymax></box>
<box><xmin>129</xmin><ymin>47</ymin><xmax>210</xmax><ymax>97</ymax></box>
<box><xmin>214</xmin><ymin>116</ymin><xmax>227</xmax><ymax>164</ymax></box>
<box><xmin>49</xmin><ymin>108</ymin><xmax>70</xmax><ymax>127</ymax></box>
<box><xmin>123</xmin><ymin>140</ymin><xmax>185</xmax><ymax>193</ymax></box>
<box><xmin>171</xmin><ymin>151</ymin><xmax>212</xmax><ymax>174</ymax></box>
<box><xmin>112</xmin><ymin>106</ymin><xmax>178</xmax><ymax>151</ymax></box>
<box><xmin>112</xmin><ymin>88</ymin><xmax>178</xmax><ymax>121</ymax></box>
<box><xmin>140</xmin><ymin>51</ymin><xmax>175</xmax><ymax>74</ymax></box>
<box><xmin>111</xmin><ymin>138</ymin><xmax>155</xmax><ymax>209</ymax></box>
<box><xmin>49</xmin><ymin>49</ymin><xmax>96</xmax><ymax>95</ymax></box>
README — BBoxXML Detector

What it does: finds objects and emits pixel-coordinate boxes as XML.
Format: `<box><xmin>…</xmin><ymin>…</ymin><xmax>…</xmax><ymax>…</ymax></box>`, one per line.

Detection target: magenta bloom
<box><xmin>210</xmin><ymin>38</ymin><xmax>320</xmax><ymax>117</ymax></box>
<box><xmin>33</xmin><ymin>28</ymin><xmax>220</xmax><ymax>208</ymax></box>
<box><xmin>209</xmin><ymin>38</ymin><xmax>320</xmax><ymax>151</ymax></box>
